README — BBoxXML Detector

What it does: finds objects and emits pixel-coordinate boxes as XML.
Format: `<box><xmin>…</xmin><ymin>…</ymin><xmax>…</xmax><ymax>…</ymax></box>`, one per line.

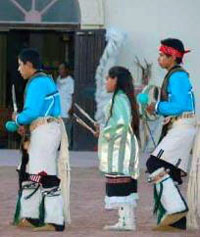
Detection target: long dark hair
<box><xmin>108</xmin><ymin>66</ymin><xmax>140</xmax><ymax>140</ymax></box>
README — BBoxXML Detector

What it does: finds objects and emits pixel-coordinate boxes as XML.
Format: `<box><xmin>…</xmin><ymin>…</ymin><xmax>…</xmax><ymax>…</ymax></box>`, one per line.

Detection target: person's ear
<box><xmin>171</xmin><ymin>55</ymin><xmax>176</xmax><ymax>62</ymax></box>
<box><xmin>113</xmin><ymin>76</ymin><xmax>117</xmax><ymax>83</ymax></box>
<box><xmin>26</xmin><ymin>61</ymin><xmax>34</xmax><ymax>68</ymax></box>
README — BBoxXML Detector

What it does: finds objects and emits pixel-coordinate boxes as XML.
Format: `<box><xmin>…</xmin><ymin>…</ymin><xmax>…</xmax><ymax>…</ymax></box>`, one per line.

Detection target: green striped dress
<box><xmin>98</xmin><ymin>90</ymin><xmax>140</xmax><ymax>179</ymax></box>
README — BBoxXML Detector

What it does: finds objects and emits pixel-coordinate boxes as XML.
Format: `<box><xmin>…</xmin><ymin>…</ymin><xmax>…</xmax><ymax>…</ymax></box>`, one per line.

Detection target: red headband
<box><xmin>159</xmin><ymin>45</ymin><xmax>190</xmax><ymax>58</ymax></box>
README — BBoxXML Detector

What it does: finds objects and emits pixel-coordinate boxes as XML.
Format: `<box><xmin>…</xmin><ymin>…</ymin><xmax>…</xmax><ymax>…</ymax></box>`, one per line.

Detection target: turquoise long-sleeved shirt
<box><xmin>157</xmin><ymin>71</ymin><xmax>195</xmax><ymax>116</ymax></box>
<box><xmin>16</xmin><ymin>74</ymin><xmax>61</xmax><ymax>125</ymax></box>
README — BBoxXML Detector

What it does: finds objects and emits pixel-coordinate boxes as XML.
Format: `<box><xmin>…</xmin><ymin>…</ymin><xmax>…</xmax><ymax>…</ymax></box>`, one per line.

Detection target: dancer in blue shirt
<box><xmin>146</xmin><ymin>38</ymin><xmax>196</xmax><ymax>231</ymax></box>
<box><xmin>12</xmin><ymin>48</ymin><xmax>69</xmax><ymax>231</ymax></box>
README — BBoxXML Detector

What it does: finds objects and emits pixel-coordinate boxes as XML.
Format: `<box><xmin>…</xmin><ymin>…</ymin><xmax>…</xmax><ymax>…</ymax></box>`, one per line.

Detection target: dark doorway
<box><xmin>73</xmin><ymin>29</ymin><xmax>106</xmax><ymax>151</ymax></box>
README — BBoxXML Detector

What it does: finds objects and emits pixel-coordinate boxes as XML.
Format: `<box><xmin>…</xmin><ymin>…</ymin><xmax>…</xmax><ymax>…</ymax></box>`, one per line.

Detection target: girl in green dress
<box><xmin>98</xmin><ymin>66</ymin><xmax>140</xmax><ymax>231</ymax></box>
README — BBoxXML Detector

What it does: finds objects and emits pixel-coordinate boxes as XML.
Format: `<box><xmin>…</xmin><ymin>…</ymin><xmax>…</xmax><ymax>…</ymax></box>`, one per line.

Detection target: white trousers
<box><xmin>152</xmin><ymin>118</ymin><xmax>196</xmax><ymax>172</ymax></box>
<box><xmin>28</xmin><ymin>122</ymin><xmax>61</xmax><ymax>175</ymax></box>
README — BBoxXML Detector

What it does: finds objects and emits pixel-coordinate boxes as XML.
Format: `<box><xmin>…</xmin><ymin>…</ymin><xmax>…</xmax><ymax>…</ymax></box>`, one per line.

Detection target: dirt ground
<box><xmin>0</xmin><ymin>167</ymin><xmax>199</xmax><ymax>237</ymax></box>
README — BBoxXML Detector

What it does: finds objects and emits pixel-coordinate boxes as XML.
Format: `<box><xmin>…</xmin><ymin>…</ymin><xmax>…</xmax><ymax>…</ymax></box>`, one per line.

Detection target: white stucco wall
<box><xmin>104</xmin><ymin>0</ymin><xmax>200</xmax><ymax>114</ymax></box>
<box><xmin>79</xmin><ymin>0</ymin><xmax>104</xmax><ymax>28</ymax></box>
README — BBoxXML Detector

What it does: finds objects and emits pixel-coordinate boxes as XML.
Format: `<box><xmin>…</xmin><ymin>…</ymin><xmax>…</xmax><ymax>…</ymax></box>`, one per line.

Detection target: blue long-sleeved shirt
<box><xmin>16</xmin><ymin>75</ymin><xmax>61</xmax><ymax>125</ymax></box>
<box><xmin>156</xmin><ymin>71</ymin><xmax>195</xmax><ymax>116</ymax></box>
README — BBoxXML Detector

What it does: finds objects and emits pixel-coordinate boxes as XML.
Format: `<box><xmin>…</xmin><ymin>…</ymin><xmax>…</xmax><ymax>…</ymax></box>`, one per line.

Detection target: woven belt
<box><xmin>177</xmin><ymin>112</ymin><xmax>195</xmax><ymax>120</ymax></box>
<box><xmin>169</xmin><ymin>112</ymin><xmax>195</xmax><ymax>123</ymax></box>
<box><xmin>30</xmin><ymin>117</ymin><xmax>61</xmax><ymax>132</ymax></box>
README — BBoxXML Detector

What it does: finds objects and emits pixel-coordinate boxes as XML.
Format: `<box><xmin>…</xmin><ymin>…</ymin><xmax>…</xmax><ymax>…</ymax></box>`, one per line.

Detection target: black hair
<box><xmin>18</xmin><ymin>48</ymin><xmax>42</xmax><ymax>70</ymax></box>
<box><xmin>161</xmin><ymin>38</ymin><xmax>185</xmax><ymax>64</ymax></box>
<box><xmin>107</xmin><ymin>66</ymin><xmax>140</xmax><ymax>140</ymax></box>
<box><xmin>60</xmin><ymin>62</ymin><xmax>71</xmax><ymax>70</ymax></box>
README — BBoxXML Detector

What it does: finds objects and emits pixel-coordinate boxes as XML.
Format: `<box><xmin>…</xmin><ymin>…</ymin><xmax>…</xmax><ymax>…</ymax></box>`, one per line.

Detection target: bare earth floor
<box><xmin>0</xmin><ymin>167</ymin><xmax>199</xmax><ymax>237</ymax></box>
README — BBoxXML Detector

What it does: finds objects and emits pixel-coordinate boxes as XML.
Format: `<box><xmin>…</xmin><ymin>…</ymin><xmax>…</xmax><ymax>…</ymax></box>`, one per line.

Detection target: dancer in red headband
<box><xmin>146</xmin><ymin>38</ymin><xmax>196</xmax><ymax>231</ymax></box>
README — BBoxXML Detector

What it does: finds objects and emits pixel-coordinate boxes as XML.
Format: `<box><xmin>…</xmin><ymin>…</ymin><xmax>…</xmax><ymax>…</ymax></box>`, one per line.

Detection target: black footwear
<box><xmin>153</xmin><ymin>212</ymin><xmax>187</xmax><ymax>231</ymax></box>
<box><xmin>170</xmin><ymin>216</ymin><xmax>186</xmax><ymax>230</ymax></box>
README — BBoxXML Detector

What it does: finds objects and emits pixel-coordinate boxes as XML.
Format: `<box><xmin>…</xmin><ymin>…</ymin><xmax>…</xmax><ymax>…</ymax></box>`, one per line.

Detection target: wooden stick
<box><xmin>73</xmin><ymin>113</ymin><xmax>96</xmax><ymax>135</ymax></box>
<box><xmin>74</xmin><ymin>103</ymin><xmax>96</xmax><ymax>125</ymax></box>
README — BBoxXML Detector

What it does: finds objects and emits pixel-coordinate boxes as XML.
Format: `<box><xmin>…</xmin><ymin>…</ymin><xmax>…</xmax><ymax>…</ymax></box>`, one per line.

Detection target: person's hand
<box><xmin>146</xmin><ymin>103</ymin><xmax>156</xmax><ymax>115</ymax></box>
<box><xmin>68</xmin><ymin>105</ymin><xmax>74</xmax><ymax>117</ymax></box>
<box><xmin>23</xmin><ymin>140</ymin><xmax>30</xmax><ymax>150</ymax></box>
<box><xmin>17</xmin><ymin>126</ymin><xmax>25</xmax><ymax>136</ymax></box>
<box><xmin>93</xmin><ymin>131</ymin><xmax>99</xmax><ymax>138</ymax></box>
<box><xmin>12</xmin><ymin>112</ymin><xmax>17</xmax><ymax>121</ymax></box>
<box><xmin>163</xmin><ymin>116</ymin><xmax>171</xmax><ymax>125</ymax></box>
<box><xmin>93</xmin><ymin>123</ymin><xmax>100</xmax><ymax>138</ymax></box>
